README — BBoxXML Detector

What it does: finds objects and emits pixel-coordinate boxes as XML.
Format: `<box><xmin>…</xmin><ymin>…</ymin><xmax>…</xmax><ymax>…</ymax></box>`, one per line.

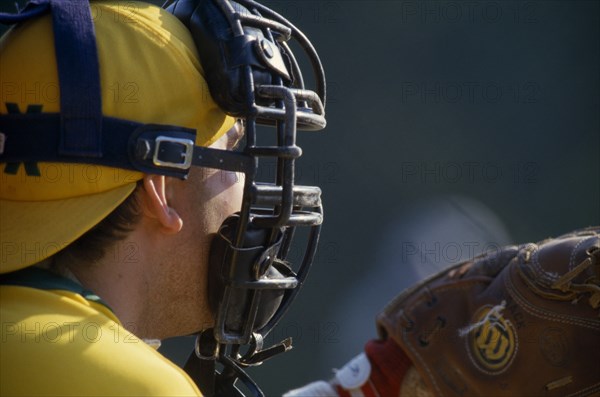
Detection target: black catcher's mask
<box><xmin>165</xmin><ymin>1</ymin><xmax>327</xmax><ymax>395</ymax></box>
<box><xmin>0</xmin><ymin>0</ymin><xmax>326</xmax><ymax>396</ymax></box>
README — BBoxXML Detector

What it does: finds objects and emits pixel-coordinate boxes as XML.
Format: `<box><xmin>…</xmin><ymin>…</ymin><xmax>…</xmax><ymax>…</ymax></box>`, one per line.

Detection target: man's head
<box><xmin>0</xmin><ymin>1</ymin><xmax>239</xmax><ymax>337</ymax></box>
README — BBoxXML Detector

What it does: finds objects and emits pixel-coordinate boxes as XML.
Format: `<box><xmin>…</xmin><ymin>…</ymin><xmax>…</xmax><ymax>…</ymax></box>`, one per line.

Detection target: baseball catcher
<box><xmin>1</xmin><ymin>0</ymin><xmax>324</xmax><ymax>395</ymax></box>
<box><xmin>1</xmin><ymin>0</ymin><xmax>597</xmax><ymax>396</ymax></box>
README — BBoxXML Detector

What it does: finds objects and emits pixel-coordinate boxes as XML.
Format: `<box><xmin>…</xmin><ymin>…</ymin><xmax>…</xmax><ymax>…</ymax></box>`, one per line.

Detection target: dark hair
<box><xmin>55</xmin><ymin>181</ymin><xmax>143</xmax><ymax>266</ymax></box>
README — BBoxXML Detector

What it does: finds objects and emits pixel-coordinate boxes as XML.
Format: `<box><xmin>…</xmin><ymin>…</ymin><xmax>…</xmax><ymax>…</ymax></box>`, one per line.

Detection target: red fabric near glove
<box><xmin>335</xmin><ymin>338</ymin><xmax>412</xmax><ymax>397</ymax></box>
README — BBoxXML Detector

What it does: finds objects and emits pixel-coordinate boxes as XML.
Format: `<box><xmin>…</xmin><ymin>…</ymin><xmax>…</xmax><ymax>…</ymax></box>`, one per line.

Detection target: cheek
<box><xmin>212</xmin><ymin>170</ymin><xmax>244</xmax><ymax>208</ymax></box>
<box><xmin>224</xmin><ymin>171</ymin><xmax>244</xmax><ymax>213</ymax></box>
<box><xmin>199</xmin><ymin>169</ymin><xmax>245</xmax><ymax>229</ymax></box>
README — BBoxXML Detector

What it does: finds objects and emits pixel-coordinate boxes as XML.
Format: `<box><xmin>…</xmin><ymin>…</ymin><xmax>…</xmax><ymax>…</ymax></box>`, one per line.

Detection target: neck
<box><xmin>58</xmin><ymin>217</ymin><xmax>214</xmax><ymax>340</ymax></box>
<box><xmin>63</xmin><ymin>234</ymin><xmax>156</xmax><ymax>338</ymax></box>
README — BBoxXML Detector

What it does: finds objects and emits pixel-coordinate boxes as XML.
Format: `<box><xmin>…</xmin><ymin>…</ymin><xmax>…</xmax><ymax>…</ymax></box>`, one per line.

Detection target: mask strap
<box><xmin>50</xmin><ymin>0</ymin><xmax>103</xmax><ymax>157</ymax></box>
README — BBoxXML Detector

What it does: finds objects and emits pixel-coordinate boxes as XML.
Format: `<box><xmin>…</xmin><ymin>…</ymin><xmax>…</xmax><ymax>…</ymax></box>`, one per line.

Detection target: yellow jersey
<box><xmin>0</xmin><ymin>267</ymin><xmax>202</xmax><ymax>396</ymax></box>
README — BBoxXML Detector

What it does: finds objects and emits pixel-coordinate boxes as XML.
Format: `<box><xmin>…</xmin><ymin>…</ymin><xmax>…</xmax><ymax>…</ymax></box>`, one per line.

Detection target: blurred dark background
<box><xmin>248</xmin><ymin>2</ymin><xmax>599</xmax><ymax>394</ymax></box>
<box><xmin>2</xmin><ymin>1</ymin><xmax>598</xmax><ymax>395</ymax></box>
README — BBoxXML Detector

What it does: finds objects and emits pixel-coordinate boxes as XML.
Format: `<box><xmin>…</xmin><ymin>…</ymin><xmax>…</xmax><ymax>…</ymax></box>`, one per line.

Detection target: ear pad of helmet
<box><xmin>208</xmin><ymin>214</ymin><xmax>294</xmax><ymax>336</ymax></box>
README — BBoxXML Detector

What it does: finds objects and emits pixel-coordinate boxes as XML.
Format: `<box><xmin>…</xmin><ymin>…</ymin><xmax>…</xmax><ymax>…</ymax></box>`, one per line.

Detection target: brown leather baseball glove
<box><xmin>377</xmin><ymin>227</ymin><xmax>600</xmax><ymax>397</ymax></box>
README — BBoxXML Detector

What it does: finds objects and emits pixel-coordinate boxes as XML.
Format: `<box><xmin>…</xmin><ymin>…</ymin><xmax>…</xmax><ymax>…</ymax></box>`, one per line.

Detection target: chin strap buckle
<box><xmin>153</xmin><ymin>136</ymin><xmax>195</xmax><ymax>170</ymax></box>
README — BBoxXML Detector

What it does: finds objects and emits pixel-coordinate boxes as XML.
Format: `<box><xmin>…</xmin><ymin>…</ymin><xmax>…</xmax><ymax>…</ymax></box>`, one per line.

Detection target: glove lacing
<box><xmin>551</xmin><ymin>247</ymin><xmax>600</xmax><ymax>309</ymax></box>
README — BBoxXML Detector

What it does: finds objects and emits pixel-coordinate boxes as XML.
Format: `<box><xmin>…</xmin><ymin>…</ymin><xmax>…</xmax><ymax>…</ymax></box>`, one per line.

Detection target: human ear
<box><xmin>141</xmin><ymin>174</ymin><xmax>183</xmax><ymax>234</ymax></box>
